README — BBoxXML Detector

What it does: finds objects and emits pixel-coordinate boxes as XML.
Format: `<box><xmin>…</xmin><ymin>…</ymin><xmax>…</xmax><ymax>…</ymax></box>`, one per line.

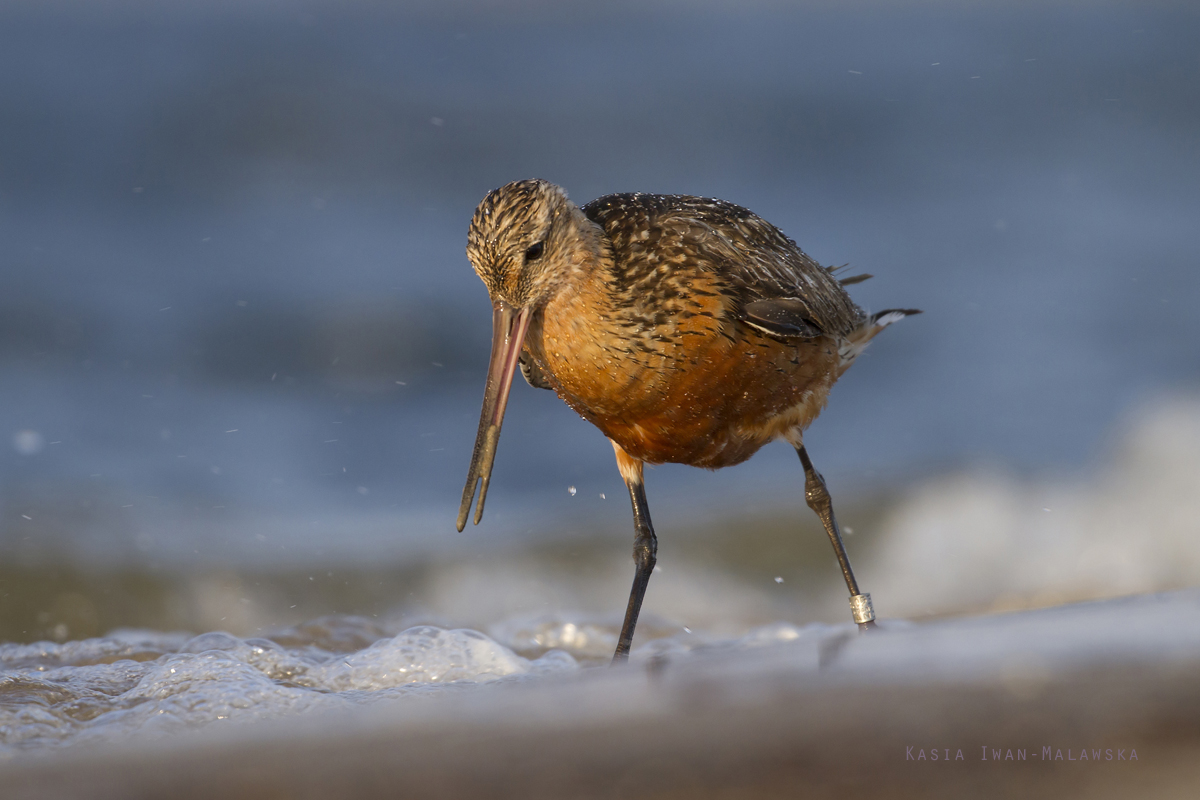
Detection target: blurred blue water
<box><xmin>1</xmin><ymin>1</ymin><xmax>1198</xmax><ymax>567</ymax></box>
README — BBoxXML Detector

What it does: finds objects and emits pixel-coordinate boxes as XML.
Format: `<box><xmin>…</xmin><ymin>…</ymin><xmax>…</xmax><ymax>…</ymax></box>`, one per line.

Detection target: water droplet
<box><xmin>13</xmin><ymin>430</ymin><xmax>44</xmax><ymax>456</ymax></box>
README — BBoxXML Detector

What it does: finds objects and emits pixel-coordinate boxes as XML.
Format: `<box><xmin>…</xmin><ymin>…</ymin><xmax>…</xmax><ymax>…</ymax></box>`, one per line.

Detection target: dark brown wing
<box><xmin>741</xmin><ymin>298</ymin><xmax>824</xmax><ymax>338</ymax></box>
<box><xmin>583</xmin><ymin>193</ymin><xmax>864</xmax><ymax>340</ymax></box>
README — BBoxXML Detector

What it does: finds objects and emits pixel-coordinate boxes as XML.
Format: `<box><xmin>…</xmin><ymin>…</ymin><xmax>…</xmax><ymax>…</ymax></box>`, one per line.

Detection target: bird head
<box><xmin>457</xmin><ymin>179</ymin><xmax>601</xmax><ymax>531</ymax></box>
<box><xmin>465</xmin><ymin>178</ymin><xmax>594</xmax><ymax>310</ymax></box>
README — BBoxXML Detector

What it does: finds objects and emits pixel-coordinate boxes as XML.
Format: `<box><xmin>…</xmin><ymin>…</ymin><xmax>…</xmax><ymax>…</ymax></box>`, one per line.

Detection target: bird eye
<box><xmin>524</xmin><ymin>241</ymin><xmax>545</xmax><ymax>262</ymax></box>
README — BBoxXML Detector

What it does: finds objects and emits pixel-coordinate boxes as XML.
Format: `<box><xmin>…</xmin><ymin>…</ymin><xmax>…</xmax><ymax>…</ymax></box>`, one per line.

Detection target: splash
<box><xmin>0</xmin><ymin>620</ymin><xmax>576</xmax><ymax>754</ymax></box>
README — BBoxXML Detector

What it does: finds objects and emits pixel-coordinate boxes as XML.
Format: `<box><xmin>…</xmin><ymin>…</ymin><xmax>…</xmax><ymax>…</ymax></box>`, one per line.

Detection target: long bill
<box><xmin>456</xmin><ymin>299</ymin><xmax>532</xmax><ymax>531</ymax></box>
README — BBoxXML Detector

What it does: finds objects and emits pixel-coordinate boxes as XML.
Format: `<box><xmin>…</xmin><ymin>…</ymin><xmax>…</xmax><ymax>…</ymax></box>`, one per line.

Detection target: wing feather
<box><xmin>584</xmin><ymin>194</ymin><xmax>864</xmax><ymax>340</ymax></box>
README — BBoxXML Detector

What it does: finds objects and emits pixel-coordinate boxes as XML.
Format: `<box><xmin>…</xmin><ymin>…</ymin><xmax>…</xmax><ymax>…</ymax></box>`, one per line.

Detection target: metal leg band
<box><xmin>850</xmin><ymin>593</ymin><xmax>875</xmax><ymax>624</ymax></box>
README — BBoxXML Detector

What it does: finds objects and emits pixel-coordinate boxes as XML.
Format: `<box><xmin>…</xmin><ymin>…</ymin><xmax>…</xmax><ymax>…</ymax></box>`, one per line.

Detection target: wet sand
<box><xmin>5</xmin><ymin>590</ymin><xmax>1198</xmax><ymax>799</ymax></box>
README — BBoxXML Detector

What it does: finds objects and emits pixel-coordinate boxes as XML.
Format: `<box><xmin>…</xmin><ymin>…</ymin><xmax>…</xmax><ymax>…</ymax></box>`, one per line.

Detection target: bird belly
<box><xmin>530</xmin><ymin>308</ymin><xmax>840</xmax><ymax>469</ymax></box>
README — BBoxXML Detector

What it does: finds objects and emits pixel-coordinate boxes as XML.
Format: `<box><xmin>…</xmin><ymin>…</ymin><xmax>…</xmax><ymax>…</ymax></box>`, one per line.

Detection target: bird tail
<box><xmin>868</xmin><ymin>307</ymin><xmax>922</xmax><ymax>330</ymax></box>
<box><xmin>838</xmin><ymin>308</ymin><xmax>922</xmax><ymax>374</ymax></box>
<box><xmin>838</xmin><ymin>272</ymin><xmax>873</xmax><ymax>286</ymax></box>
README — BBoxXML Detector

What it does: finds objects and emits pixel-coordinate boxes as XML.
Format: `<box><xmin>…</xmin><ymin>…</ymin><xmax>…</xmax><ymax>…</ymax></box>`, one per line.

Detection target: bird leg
<box><xmin>612</xmin><ymin>442</ymin><xmax>657</xmax><ymax>663</ymax></box>
<box><xmin>795</xmin><ymin>444</ymin><xmax>876</xmax><ymax>630</ymax></box>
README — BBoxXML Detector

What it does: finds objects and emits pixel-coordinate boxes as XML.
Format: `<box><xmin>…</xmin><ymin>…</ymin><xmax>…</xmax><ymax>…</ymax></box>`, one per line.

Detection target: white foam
<box><xmin>311</xmin><ymin>626</ymin><xmax>571</xmax><ymax>691</ymax></box>
<box><xmin>864</xmin><ymin>394</ymin><xmax>1200</xmax><ymax>617</ymax></box>
<box><xmin>0</xmin><ymin>623</ymin><xmax>577</xmax><ymax>754</ymax></box>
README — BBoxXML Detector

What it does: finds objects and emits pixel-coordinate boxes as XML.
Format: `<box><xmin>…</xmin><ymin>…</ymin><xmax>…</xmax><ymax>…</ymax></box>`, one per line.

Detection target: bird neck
<box><xmin>538</xmin><ymin>206</ymin><xmax>613</xmax><ymax>307</ymax></box>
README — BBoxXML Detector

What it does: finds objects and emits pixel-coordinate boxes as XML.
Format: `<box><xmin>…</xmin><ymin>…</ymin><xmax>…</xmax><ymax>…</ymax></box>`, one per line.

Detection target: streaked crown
<box><xmin>466</xmin><ymin>179</ymin><xmax>583</xmax><ymax>308</ymax></box>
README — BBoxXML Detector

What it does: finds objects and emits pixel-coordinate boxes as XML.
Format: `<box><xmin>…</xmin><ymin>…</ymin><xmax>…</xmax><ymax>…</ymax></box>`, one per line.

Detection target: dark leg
<box><xmin>613</xmin><ymin>478</ymin><xmax>658</xmax><ymax>663</ymax></box>
<box><xmin>796</xmin><ymin>444</ymin><xmax>876</xmax><ymax>630</ymax></box>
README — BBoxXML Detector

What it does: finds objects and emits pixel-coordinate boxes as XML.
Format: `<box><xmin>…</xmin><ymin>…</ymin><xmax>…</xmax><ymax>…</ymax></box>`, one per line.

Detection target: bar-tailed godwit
<box><xmin>458</xmin><ymin>179</ymin><xmax>919</xmax><ymax>661</ymax></box>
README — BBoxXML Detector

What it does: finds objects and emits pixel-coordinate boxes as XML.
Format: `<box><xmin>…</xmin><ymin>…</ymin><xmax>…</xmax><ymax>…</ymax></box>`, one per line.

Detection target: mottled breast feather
<box><xmin>582</xmin><ymin>193</ymin><xmax>865</xmax><ymax>339</ymax></box>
